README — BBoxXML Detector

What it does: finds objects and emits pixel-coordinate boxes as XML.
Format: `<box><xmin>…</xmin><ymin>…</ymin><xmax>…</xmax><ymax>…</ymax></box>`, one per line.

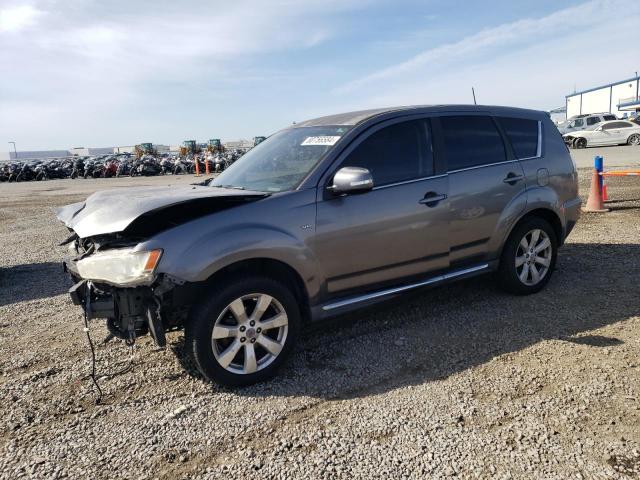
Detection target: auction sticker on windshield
<box><xmin>301</xmin><ymin>136</ymin><xmax>341</xmax><ymax>146</ymax></box>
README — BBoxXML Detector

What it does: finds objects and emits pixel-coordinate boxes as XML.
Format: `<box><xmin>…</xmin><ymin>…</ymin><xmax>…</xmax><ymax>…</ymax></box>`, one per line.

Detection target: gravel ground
<box><xmin>1</xmin><ymin>170</ymin><xmax>639</xmax><ymax>479</ymax></box>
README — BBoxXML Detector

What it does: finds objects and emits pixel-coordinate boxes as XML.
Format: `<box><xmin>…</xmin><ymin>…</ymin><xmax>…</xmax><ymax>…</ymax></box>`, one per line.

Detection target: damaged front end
<box><xmin>57</xmin><ymin>185</ymin><xmax>269</xmax><ymax>348</ymax></box>
<box><xmin>63</xmin><ymin>235</ymin><xmax>200</xmax><ymax>348</ymax></box>
<box><xmin>64</xmin><ymin>235</ymin><xmax>178</xmax><ymax>347</ymax></box>
<box><xmin>562</xmin><ymin>135</ymin><xmax>576</xmax><ymax>147</ymax></box>
<box><xmin>68</xmin><ymin>278</ymin><xmax>165</xmax><ymax>346</ymax></box>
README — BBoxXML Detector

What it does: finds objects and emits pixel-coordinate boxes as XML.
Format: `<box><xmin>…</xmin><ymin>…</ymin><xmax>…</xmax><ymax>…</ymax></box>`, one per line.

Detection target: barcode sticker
<box><xmin>301</xmin><ymin>136</ymin><xmax>341</xmax><ymax>146</ymax></box>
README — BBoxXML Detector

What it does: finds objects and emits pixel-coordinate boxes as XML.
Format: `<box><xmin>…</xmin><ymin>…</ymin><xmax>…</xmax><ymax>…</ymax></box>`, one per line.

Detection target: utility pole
<box><xmin>471</xmin><ymin>87</ymin><xmax>477</xmax><ymax>105</ymax></box>
<box><xmin>8</xmin><ymin>141</ymin><xmax>17</xmax><ymax>160</ymax></box>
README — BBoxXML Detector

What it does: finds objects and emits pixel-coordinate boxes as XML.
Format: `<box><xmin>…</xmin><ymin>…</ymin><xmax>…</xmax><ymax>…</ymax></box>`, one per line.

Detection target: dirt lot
<box><xmin>1</xmin><ymin>170</ymin><xmax>639</xmax><ymax>479</ymax></box>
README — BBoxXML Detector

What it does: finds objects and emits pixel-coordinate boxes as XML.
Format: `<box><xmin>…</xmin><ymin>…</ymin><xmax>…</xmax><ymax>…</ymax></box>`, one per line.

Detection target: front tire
<box><xmin>574</xmin><ymin>137</ymin><xmax>587</xmax><ymax>149</ymax></box>
<box><xmin>498</xmin><ymin>217</ymin><xmax>558</xmax><ymax>295</ymax></box>
<box><xmin>628</xmin><ymin>134</ymin><xmax>640</xmax><ymax>146</ymax></box>
<box><xmin>185</xmin><ymin>276</ymin><xmax>301</xmax><ymax>386</ymax></box>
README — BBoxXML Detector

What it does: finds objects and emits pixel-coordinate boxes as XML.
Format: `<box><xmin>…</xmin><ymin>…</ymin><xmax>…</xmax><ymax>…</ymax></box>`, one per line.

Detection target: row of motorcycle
<box><xmin>0</xmin><ymin>151</ymin><xmax>244</xmax><ymax>182</ymax></box>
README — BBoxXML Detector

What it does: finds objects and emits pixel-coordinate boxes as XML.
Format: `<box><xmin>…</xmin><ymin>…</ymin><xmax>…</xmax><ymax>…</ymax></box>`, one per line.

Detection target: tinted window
<box><xmin>441</xmin><ymin>116</ymin><xmax>506</xmax><ymax>171</ymax></box>
<box><xmin>603</xmin><ymin>115</ymin><xmax>617</xmax><ymax>121</ymax></box>
<box><xmin>496</xmin><ymin>117</ymin><xmax>539</xmax><ymax>159</ymax></box>
<box><xmin>344</xmin><ymin>119</ymin><xmax>432</xmax><ymax>185</ymax></box>
<box><xmin>572</xmin><ymin>118</ymin><xmax>584</xmax><ymax>127</ymax></box>
<box><xmin>603</xmin><ymin>121</ymin><xmax>633</xmax><ymax>130</ymax></box>
<box><xmin>586</xmin><ymin>117</ymin><xmax>601</xmax><ymax>125</ymax></box>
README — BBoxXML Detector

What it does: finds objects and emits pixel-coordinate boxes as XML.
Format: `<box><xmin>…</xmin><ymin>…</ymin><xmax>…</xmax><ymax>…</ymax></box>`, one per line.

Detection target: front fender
<box><xmin>161</xmin><ymin>225</ymin><xmax>319</xmax><ymax>295</ymax></box>
<box><xmin>137</xmin><ymin>189</ymin><xmax>321</xmax><ymax>301</ymax></box>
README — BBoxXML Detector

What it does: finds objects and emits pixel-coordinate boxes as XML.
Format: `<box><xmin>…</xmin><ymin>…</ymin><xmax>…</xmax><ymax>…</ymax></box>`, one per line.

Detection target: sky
<box><xmin>1</xmin><ymin>0</ymin><xmax>639</xmax><ymax>151</ymax></box>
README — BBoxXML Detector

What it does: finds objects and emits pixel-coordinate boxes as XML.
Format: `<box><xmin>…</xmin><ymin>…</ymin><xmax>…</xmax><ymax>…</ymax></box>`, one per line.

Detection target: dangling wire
<box><xmin>83</xmin><ymin>282</ymin><xmax>103</xmax><ymax>404</ymax></box>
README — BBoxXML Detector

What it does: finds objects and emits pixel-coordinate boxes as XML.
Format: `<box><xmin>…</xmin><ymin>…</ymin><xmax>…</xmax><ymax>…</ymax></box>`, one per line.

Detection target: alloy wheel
<box><xmin>211</xmin><ymin>293</ymin><xmax>289</xmax><ymax>375</ymax></box>
<box><xmin>515</xmin><ymin>229</ymin><xmax>553</xmax><ymax>286</ymax></box>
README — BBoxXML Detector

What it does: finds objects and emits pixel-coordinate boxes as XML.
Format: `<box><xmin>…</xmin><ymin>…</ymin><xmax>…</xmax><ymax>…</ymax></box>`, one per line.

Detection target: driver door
<box><xmin>313</xmin><ymin>118</ymin><xmax>449</xmax><ymax>294</ymax></box>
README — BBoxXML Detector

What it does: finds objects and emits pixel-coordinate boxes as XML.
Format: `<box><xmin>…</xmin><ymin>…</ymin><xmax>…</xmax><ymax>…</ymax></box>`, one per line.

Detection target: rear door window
<box><xmin>344</xmin><ymin>119</ymin><xmax>433</xmax><ymax>185</ymax></box>
<box><xmin>586</xmin><ymin>117</ymin><xmax>601</xmax><ymax>126</ymax></box>
<box><xmin>440</xmin><ymin>115</ymin><xmax>506</xmax><ymax>171</ymax></box>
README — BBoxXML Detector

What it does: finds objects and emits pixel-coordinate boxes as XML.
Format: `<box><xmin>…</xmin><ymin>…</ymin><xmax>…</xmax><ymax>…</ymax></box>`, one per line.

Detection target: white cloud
<box><xmin>0</xmin><ymin>4</ymin><xmax>42</xmax><ymax>33</ymax></box>
<box><xmin>335</xmin><ymin>0</ymin><xmax>640</xmax><ymax>95</ymax></box>
<box><xmin>2</xmin><ymin>0</ymin><xmax>639</xmax><ymax>150</ymax></box>
<box><xmin>0</xmin><ymin>0</ymin><xmax>369</xmax><ymax>149</ymax></box>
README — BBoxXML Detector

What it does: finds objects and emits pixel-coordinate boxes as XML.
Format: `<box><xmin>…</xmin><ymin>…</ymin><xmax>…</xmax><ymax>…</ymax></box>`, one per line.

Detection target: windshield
<box><xmin>210</xmin><ymin>126</ymin><xmax>350</xmax><ymax>192</ymax></box>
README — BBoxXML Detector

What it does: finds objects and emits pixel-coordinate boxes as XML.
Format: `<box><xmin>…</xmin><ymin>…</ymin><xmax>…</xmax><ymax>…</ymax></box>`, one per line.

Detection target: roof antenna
<box><xmin>471</xmin><ymin>87</ymin><xmax>477</xmax><ymax>105</ymax></box>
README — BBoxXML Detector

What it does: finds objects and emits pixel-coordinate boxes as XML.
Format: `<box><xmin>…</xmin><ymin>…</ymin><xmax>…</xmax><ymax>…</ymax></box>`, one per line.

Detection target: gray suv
<box><xmin>57</xmin><ymin>105</ymin><xmax>580</xmax><ymax>386</ymax></box>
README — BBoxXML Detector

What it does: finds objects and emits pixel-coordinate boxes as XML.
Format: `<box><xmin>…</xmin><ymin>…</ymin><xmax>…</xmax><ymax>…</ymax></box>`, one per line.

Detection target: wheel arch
<box><xmin>203</xmin><ymin>258</ymin><xmax>311</xmax><ymax>323</ymax></box>
<box><xmin>504</xmin><ymin>208</ymin><xmax>564</xmax><ymax>252</ymax></box>
<box><xmin>627</xmin><ymin>133</ymin><xmax>640</xmax><ymax>145</ymax></box>
<box><xmin>574</xmin><ymin>137</ymin><xmax>587</xmax><ymax>148</ymax></box>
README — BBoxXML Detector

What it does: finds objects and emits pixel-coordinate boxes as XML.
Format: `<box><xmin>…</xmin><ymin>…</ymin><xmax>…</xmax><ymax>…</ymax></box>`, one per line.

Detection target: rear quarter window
<box><xmin>496</xmin><ymin>117</ymin><xmax>539</xmax><ymax>159</ymax></box>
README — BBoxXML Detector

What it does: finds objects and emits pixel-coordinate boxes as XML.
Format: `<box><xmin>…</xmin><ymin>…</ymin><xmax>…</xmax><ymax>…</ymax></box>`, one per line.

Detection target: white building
<box><xmin>4</xmin><ymin>149</ymin><xmax>69</xmax><ymax>161</ymax></box>
<box><xmin>548</xmin><ymin>106</ymin><xmax>567</xmax><ymax>125</ymax></box>
<box><xmin>69</xmin><ymin>147</ymin><xmax>114</xmax><ymax>156</ymax></box>
<box><xmin>566</xmin><ymin>75</ymin><xmax>640</xmax><ymax>119</ymax></box>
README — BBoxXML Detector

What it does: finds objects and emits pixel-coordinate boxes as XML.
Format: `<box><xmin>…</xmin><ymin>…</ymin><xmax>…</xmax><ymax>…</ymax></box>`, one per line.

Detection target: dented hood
<box><xmin>55</xmin><ymin>185</ymin><xmax>268</xmax><ymax>238</ymax></box>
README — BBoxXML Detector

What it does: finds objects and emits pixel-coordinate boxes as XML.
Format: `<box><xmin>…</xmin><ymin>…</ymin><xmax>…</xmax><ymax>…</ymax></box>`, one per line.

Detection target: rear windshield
<box><xmin>210</xmin><ymin>126</ymin><xmax>350</xmax><ymax>192</ymax></box>
<box><xmin>496</xmin><ymin>117</ymin><xmax>539</xmax><ymax>159</ymax></box>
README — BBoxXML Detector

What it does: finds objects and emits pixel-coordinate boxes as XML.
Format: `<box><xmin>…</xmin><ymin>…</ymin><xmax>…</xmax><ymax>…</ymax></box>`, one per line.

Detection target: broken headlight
<box><xmin>76</xmin><ymin>248</ymin><xmax>162</xmax><ymax>286</ymax></box>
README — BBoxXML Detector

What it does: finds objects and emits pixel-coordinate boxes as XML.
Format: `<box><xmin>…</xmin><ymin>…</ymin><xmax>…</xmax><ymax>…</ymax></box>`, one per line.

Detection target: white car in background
<box><xmin>557</xmin><ymin>113</ymin><xmax>618</xmax><ymax>134</ymax></box>
<box><xmin>563</xmin><ymin>120</ymin><xmax>640</xmax><ymax>148</ymax></box>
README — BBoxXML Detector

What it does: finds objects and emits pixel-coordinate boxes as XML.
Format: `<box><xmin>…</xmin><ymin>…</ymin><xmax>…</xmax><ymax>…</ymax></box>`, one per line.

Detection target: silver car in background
<box><xmin>57</xmin><ymin>105</ymin><xmax>580</xmax><ymax>386</ymax></box>
<box><xmin>557</xmin><ymin>113</ymin><xmax>618</xmax><ymax>134</ymax></box>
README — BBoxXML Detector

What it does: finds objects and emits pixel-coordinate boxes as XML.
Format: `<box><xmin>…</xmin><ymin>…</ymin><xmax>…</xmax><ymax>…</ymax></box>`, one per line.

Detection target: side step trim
<box><xmin>321</xmin><ymin>264</ymin><xmax>489</xmax><ymax>311</ymax></box>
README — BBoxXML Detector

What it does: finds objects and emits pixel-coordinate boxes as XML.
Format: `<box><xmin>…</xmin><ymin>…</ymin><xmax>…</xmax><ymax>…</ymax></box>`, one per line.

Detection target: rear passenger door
<box><xmin>603</xmin><ymin>121</ymin><xmax>634</xmax><ymax>144</ymax></box>
<box><xmin>435</xmin><ymin>114</ymin><xmax>528</xmax><ymax>267</ymax></box>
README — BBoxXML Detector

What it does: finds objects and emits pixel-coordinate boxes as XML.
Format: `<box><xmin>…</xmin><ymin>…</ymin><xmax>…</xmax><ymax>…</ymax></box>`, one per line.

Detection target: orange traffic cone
<box><xmin>195</xmin><ymin>159</ymin><xmax>201</xmax><ymax>177</ymax></box>
<box><xmin>582</xmin><ymin>168</ymin><xmax>609</xmax><ymax>212</ymax></box>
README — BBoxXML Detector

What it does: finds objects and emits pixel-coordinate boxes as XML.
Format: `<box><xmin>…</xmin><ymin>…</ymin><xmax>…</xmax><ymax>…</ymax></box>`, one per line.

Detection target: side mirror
<box><xmin>328</xmin><ymin>167</ymin><xmax>374</xmax><ymax>195</ymax></box>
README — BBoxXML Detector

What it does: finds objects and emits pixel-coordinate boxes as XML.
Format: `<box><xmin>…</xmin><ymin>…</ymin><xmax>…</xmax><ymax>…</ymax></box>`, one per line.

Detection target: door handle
<box><xmin>419</xmin><ymin>192</ymin><xmax>447</xmax><ymax>206</ymax></box>
<box><xmin>503</xmin><ymin>173</ymin><xmax>524</xmax><ymax>185</ymax></box>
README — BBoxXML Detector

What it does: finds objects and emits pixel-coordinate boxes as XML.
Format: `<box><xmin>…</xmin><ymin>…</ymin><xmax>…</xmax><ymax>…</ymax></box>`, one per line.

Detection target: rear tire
<box><xmin>498</xmin><ymin>216</ymin><xmax>558</xmax><ymax>295</ymax></box>
<box><xmin>184</xmin><ymin>276</ymin><xmax>301</xmax><ymax>386</ymax></box>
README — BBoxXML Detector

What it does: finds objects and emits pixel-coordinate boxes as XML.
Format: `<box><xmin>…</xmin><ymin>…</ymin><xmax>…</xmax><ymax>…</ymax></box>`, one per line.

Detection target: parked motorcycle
<box><xmin>15</xmin><ymin>162</ymin><xmax>37</xmax><ymax>182</ymax></box>
<box><xmin>130</xmin><ymin>156</ymin><xmax>161</xmax><ymax>177</ymax></box>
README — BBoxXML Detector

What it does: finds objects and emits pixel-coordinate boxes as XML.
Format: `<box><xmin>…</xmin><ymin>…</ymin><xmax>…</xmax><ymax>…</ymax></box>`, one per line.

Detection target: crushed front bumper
<box><xmin>63</xmin><ymin>260</ymin><xmax>166</xmax><ymax>346</ymax></box>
